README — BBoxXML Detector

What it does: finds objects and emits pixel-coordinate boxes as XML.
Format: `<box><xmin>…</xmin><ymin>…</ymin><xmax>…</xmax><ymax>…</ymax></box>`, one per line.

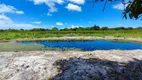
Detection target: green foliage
<box><xmin>31</xmin><ymin>28</ymin><xmax>47</xmax><ymax>31</ymax></box>
<box><xmin>52</xmin><ymin>27</ymin><xmax>58</xmax><ymax>31</ymax></box>
<box><xmin>61</xmin><ymin>28</ymin><xmax>69</xmax><ymax>31</ymax></box>
<box><xmin>136</xmin><ymin>27</ymin><xmax>142</xmax><ymax>29</ymax></box>
<box><xmin>0</xmin><ymin>29</ymin><xmax>142</xmax><ymax>40</ymax></box>
<box><xmin>123</xmin><ymin>0</ymin><xmax>142</xmax><ymax>19</ymax></box>
<box><xmin>91</xmin><ymin>25</ymin><xmax>100</xmax><ymax>30</ymax></box>
<box><xmin>0</xmin><ymin>26</ymin><xmax>142</xmax><ymax>40</ymax></box>
<box><xmin>0</xmin><ymin>42</ymin><xmax>44</xmax><ymax>52</ymax></box>
<box><xmin>127</xmin><ymin>27</ymin><xmax>134</xmax><ymax>30</ymax></box>
<box><xmin>92</xmin><ymin>0</ymin><xmax>142</xmax><ymax>19</ymax></box>
<box><xmin>101</xmin><ymin>26</ymin><xmax>109</xmax><ymax>30</ymax></box>
<box><xmin>0</xmin><ymin>42</ymin><xmax>81</xmax><ymax>52</ymax></box>
<box><xmin>114</xmin><ymin>27</ymin><xmax>126</xmax><ymax>30</ymax></box>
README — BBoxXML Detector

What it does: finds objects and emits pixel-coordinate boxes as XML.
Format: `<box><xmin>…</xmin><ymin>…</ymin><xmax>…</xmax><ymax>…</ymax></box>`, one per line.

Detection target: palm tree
<box><xmin>90</xmin><ymin>0</ymin><xmax>142</xmax><ymax>19</ymax></box>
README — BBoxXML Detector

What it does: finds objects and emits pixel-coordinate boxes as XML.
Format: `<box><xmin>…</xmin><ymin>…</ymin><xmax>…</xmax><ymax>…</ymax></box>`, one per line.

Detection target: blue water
<box><xmin>19</xmin><ymin>40</ymin><xmax>142</xmax><ymax>51</ymax></box>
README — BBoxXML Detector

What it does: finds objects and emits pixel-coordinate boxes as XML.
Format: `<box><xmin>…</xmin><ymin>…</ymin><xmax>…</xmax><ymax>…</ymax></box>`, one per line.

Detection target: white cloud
<box><xmin>71</xmin><ymin>25</ymin><xmax>84</xmax><ymax>28</ymax></box>
<box><xmin>31</xmin><ymin>21</ymin><xmax>41</xmax><ymax>24</ymax></box>
<box><xmin>47</xmin><ymin>12</ymin><xmax>52</xmax><ymax>16</ymax></box>
<box><xmin>69</xmin><ymin>0</ymin><xmax>85</xmax><ymax>4</ymax></box>
<box><xmin>71</xmin><ymin>25</ymin><xmax>79</xmax><ymax>28</ymax></box>
<box><xmin>29</xmin><ymin>0</ymin><xmax>64</xmax><ymax>13</ymax></box>
<box><xmin>29</xmin><ymin>0</ymin><xmax>85</xmax><ymax>13</ymax></box>
<box><xmin>15</xmin><ymin>11</ymin><xmax>24</xmax><ymax>14</ymax></box>
<box><xmin>66</xmin><ymin>3</ymin><xmax>82</xmax><ymax>12</ymax></box>
<box><xmin>56</xmin><ymin>22</ymin><xmax>63</xmax><ymax>26</ymax></box>
<box><xmin>79</xmin><ymin>25</ymin><xmax>84</xmax><ymax>27</ymax></box>
<box><xmin>0</xmin><ymin>4</ymin><xmax>24</xmax><ymax>14</ymax></box>
<box><xmin>51</xmin><ymin>26</ymin><xmax>54</xmax><ymax>28</ymax></box>
<box><xmin>118</xmin><ymin>24</ymin><xmax>124</xmax><ymax>27</ymax></box>
<box><xmin>0</xmin><ymin>14</ymin><xmax>13</xmax><ymax>24</ymax></box>
<box><xmin>113</xmin><ymin>3</ymin><xmax>128</xmax><ymax>10</ymax></box>
<box><xmin>0</xmin><ymin>15</ymin><xmax>43</xmax><ymax>29</ymax></box>
<box><xmin>0</xmin><ymin>23</ymin><xmax>41</xmax><ymax>29</ymax></box>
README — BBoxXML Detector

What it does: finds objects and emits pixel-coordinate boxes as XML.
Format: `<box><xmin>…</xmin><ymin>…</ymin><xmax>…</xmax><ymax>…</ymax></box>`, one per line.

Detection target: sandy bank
<box><xmin>15</xmin><ymin>36</ymin><xmax>142</xmax><ymax>42</ymax></box>
<box><xmin>0</xmin><ymin>50</ymin><xmax>142</xmax><ymax>80</ymax></box>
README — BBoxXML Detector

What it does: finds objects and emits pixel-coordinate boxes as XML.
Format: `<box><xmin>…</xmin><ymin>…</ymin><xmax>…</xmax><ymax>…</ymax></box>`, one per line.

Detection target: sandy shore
<box><xmin>15</xmin><ymin>36</ymin><xmax>142</xmax><ymax>42</ymax></box>
<box><xmin>0</xmin><ymin>50</ymin><xmax>142</xmax><ymax>80</ymax></box>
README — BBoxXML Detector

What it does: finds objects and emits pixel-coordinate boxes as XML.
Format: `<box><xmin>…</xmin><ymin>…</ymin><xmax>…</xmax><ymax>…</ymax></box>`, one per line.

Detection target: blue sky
<box><xmin>0</xmin><ymin>0</ymin><xmax>141</xmax><ymax>29</ymax></box>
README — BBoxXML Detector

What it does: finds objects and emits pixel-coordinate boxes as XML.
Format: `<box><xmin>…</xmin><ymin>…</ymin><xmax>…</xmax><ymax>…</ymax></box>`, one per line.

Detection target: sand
<box><xmin>0</xmin><ymin>50</ymin><xmax>142</xmax><ymax>80</ymax></box>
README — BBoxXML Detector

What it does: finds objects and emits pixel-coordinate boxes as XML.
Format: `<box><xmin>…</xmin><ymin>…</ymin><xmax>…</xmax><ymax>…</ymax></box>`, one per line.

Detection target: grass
<box><xmin>111</xmin><ymin>39</ymin><xmax>142</xmax><ymax>44</ymax></box>
<box><xmin>0</xmin><ymin>42</ymin><xmax>81</xmax><ymax>52</ymax></box>
<box><xmin>0</xmin><ymin>30</ymin><xmax>142</xmax><ymax>40</ymax></box>
<box><xmin>0</xmin><ymin>42</ymin><xmax>44</xmax><ymax>52</ymax></box>
<box><xmin>0</xmin><ymin>30</ymin><xmax>141</xmax><ymax>52</ymax></box>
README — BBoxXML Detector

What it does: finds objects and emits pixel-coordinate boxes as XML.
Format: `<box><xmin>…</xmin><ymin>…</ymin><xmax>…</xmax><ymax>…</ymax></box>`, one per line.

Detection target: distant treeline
<box><xmin>0</xmin><ymin>25</ymin><xmax>142</xmax><ymax>40</ymax></box>
<box><xmin>0</xmin><ymin>25</ymin><xmax>142</xmax><ymax>31</ymax></box>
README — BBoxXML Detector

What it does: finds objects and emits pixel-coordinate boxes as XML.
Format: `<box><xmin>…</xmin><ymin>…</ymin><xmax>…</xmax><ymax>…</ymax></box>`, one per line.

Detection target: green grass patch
<box><xmin>0</xmin><ymin>42</ymin><xmax>44</xmax><ymax>52</ymax></box>
<box><xmin>0</xmin><ymin>30</ymin><xmax>142</xmax><ymax>40</ymax></box>
<box><xmin>0</xmin><ymin>42</ymin><xmax>81</xmax><ymax>52</ymax></box>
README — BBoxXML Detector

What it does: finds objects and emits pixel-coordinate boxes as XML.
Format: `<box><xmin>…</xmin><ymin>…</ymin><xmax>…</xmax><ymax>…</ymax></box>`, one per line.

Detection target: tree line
<box><xmin>0</xmin><ymin>25</ymin><xmax>142</xmax><ymax>32</ymax></box>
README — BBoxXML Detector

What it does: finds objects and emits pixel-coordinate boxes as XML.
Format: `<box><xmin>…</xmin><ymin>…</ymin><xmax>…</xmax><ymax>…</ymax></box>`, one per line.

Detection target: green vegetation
<box><xmin>93</xmin><ymin>0</ymin><xmax>142</xmax><ymax>19</ymax></box>
<box><xmin>0</xmin><ymin>42</ymin><xmax>81</xmax><ymax>52</ymax></box>
<box><xmin>0</xmin><ymin>26</ymin><xmax>142</xmax><ymax>40</ymax></box>
<box><xmin>0</xmin><ymin>42</ymin><xmax>44</xmax><ymax>52</ymax></box>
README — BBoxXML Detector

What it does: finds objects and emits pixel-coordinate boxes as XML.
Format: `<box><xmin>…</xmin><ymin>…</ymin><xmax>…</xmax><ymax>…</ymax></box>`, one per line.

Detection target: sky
<box><xmin>0</xmin><ymin>0</ymin><xmax>141</xmax><ymax>29</ymax></box>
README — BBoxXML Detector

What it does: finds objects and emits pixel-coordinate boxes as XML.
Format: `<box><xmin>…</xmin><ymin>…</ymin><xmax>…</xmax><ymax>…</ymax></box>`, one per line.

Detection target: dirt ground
<box><xmin>0</xmin><ymin>50</ymin><xmax>142</xmax><ymax>80</ymax></box>
<box><xmin>15</xmin><ymin>36</ymin><xmax>142</xmax><ymax>42</ymax></box>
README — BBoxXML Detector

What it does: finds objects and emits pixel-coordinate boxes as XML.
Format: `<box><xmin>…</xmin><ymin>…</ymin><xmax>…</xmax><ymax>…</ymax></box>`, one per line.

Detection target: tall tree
<box><xmin>91</xmin><ymin>25</ymin><xmax>100</xmax><ymax>30</ymax></box>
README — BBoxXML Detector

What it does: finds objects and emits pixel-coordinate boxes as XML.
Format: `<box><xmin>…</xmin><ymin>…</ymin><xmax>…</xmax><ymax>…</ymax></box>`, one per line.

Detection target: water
<box><xmin>19</xmin><ymin>40</ymin><xmax>142</xmax><ymax>51</ymax></box>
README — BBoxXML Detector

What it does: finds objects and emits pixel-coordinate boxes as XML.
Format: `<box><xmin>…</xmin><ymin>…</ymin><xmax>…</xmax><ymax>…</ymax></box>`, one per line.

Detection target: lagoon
<box><xmin>19</xmin><ymin>40</ymin><xmax>142</xmax><ymax>51</ymax></box>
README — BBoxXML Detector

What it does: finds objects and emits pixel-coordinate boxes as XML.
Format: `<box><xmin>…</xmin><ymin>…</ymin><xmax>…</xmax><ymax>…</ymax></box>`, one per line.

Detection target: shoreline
<box><xmin>14</xmin><ymin>36</ymin><xmax>142</xmax><ymax>42</ymax></box>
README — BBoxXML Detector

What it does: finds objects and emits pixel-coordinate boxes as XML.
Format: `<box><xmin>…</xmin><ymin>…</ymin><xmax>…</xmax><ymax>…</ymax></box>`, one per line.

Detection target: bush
<box><xmin>127</xmin><ymin>27</ymin><xmax>133</xmax><ymax>30</ymax></box>
<box><xmin>91</xmin><ymin>25</ymin><xmax>100</xmax><ymax>30</ymax></box>
<box><xmin>114</xmin><ymin>27</ymin><xmax>125</xmax><ymax>30</ymax></box>
<box><xmin>136</xmin><ymin>27</ymin><xmax>142</xmax><ymax>30</ymax></box>
<box><xmin>101</xmin><ymin>26</ymin><xmax>109</xmax><ymax>30</ymax></box>
<box><xmin>52</xmin><ymin>27</ymin><xmax>58</xmax><ymax>31</ymax></box>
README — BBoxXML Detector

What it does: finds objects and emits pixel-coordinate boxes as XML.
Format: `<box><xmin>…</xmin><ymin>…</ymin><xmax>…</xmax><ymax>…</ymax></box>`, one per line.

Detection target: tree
<box><xmin>20</xmin><ymin>29</ymin><xmax>24</xmax><ymax>31</ymax></box>
<box><xmin>127</xmin><ymin>27</ymin><xmax>133</xmax><ymax>30</ymax></box>
<box><xmin>91</xmin><ymin>0</ymin><xmax>142</xmax><ymax>19</ymax></box>
<box><xmin>115</xmin><ymin>27</ymin><xmax>125</xmax><ymax>30</ymax></box>
<box><xmin>61</xmin><ymin>28</ymin><xmax>69</xmax><ymax>31</ymax></box>
<box><xmin>91</xmin><ymin>25</ymin><xmax>100</xmax><ymax>30</ymax></box>
<box><xmin>84</xmin><ymin>27</ymin><xmax>91</xmax><ymax>31</ymax></box>
<box><xmin>31</xmin><ymin>28</ymin><xmax>46</xmax><ymax>31</ymax></box>
<box><xmin>101</xmin><ymin>26</ymin><xmax>109</xmax><ymax>30</ymax></box>
<box><xmin>52</xmin><ymin>27</ymin><xmax>58</xmax><ymax>31</ymax></box>
<box><xmin>123</xmin><ymin>0</ymin><xmax>142</xmax><ymax>19</ymax></box>
<box><xmin>71</xmin><ymin>27</ymin><xmax>78</xmax><ymax>31</ymax></box>
<box><xmin>7</xmin><ymin>28</ymin><xmax>18</xmax><ymax>32</ymax></box>
<box><xmin>136</xmin><ymin>27</ymin><xmax>142</xmax><ymax>29</ymax></box>
<box><xmin>77</xmin><ymin>27</ymin><xmax>85</xmax><ymax>31</ymax></box>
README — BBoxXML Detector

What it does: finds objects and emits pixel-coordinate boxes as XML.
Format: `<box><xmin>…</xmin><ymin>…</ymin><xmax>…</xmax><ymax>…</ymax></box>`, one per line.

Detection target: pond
<box><xmin>19</xmin><ymin>40</ymin><xmax>142</xmax><ymax>51</ymax></box>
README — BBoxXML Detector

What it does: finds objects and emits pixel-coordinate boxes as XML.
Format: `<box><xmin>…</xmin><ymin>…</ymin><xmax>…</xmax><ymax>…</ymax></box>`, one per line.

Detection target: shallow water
<box><xmin>19</xmin><ymin>40</ymin><xmax>142</xmax><ymax>51</ymax></box>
